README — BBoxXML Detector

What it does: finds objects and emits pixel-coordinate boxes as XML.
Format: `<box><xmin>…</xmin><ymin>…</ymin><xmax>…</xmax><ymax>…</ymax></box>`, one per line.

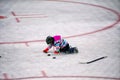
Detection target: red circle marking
<box><xmin>0</xmin><ymin>0</ymin><xmax>120</xmax><ymax>45</ymax></box>
<box><xmin>0</xmin><ymin>16</ymin><xmax>7</xmax><ymax>19</ymax></box>
<box><xmin>59</xmin><ymin>1</ymin><xmax>120</xmax><ymax>38</ymax></box>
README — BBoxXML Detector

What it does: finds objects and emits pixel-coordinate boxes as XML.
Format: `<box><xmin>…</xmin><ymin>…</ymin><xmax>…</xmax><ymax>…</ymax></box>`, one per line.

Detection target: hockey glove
<box><xmin>54</xmin><ymin>51</ymin><xmax>59</xmax><ymax>54</ymax></box>
<box><xmin>43</xmin><ymin>48</ymin><xmax>49</xmax><ymax>53</ymax></box>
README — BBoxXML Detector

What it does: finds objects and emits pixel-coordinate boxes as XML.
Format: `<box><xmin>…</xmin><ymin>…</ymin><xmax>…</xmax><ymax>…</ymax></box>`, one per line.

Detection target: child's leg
<box><xmin>59</xmin><ymin>44</ymin><xmax>70</xmax><ymax>53</ymax></box>
<box><xmin>69</xmin><ymin>47</ymin><xmax>78</xmax><ymax>53</ymax></box>
<box><xmin>60</xmin><ymin>44</ymin><xmax>78</xmax><ymax>53</ymax></box>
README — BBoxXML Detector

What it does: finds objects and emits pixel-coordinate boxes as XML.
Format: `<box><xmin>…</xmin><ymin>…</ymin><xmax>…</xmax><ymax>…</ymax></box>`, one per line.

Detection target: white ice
<box><xmin>0</xmin><ymin>0</ymin><xmax>120</xmax><ymax>80</ymax></box>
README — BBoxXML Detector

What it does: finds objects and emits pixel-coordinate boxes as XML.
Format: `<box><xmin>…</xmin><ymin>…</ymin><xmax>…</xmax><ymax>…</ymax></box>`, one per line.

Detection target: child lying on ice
<box><xmin>43</xmin><ymin>35</ymin><xmax>78</xmax><ymax>54</ymax></box>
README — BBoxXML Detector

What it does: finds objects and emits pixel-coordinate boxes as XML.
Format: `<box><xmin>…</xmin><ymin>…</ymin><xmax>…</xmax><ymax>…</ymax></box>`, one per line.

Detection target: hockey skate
<box><xmin>69</xmin><ymin>47</ymin><xmax>79</xmax><ymax>54</ymax></box>
<box><xmin>73</xmin><ymin>47</ymin><xmax>78</xmax><ymax>53</ymax></box>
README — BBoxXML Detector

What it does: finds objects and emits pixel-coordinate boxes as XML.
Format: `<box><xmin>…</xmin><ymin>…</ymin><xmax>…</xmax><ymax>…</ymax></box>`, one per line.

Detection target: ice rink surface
<box><xmin>0</xmin><ymin>0</ymin><xmax>120</xmax><ymax>80</ymax></box>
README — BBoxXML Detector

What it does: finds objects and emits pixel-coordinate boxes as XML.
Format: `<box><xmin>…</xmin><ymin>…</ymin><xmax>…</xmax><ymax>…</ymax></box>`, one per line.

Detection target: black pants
<box><xmin>59</xmin><ymin>44</ymin><xmax>70</xmax><ymax>53</ymax></box>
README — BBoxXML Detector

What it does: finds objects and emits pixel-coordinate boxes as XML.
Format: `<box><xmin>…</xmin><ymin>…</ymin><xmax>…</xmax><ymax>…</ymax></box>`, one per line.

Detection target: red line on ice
<box><xmin>15</xmin><ymin>14</ymin><xmax>45</xmax><ymax>16</ymax></box>
<box><xmin>1</xmin><ymin>75</ymin><xmax>120</xmax><ymax>80</ymax></box>
<box><xmin>3</xmin><ymin>73</ymin><xmax>9</xmax><ymax>80</ymax></box>
<box><xmin>11</xmin><ymin>11</ymin><xmax>20</xmax><ymax>23</ymax></box>
<box><xmin>41</xmin><ymin>70</ymin><xmax>48</xmax><ymax>77</ymax></box>
<box><xmin>19</xmin><ymin>16</ymin><xmax>48</xmax><ymax>18</ymax></box>
<box><xmin>0</xmin><ymin>16</ymin><xmax>7</xmax><ymax>19</ymax></box>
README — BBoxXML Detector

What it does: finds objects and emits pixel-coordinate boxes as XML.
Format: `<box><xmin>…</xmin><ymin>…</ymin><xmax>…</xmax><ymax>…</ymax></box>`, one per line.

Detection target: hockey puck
<box><xmin>0</xmin><ymin>56</ymin><xmax>1</xmax><ymax>58</ymax></box>
<box><xmin>53</xmin><ymin>57</ymin><xmax>56</xmax><ymax>59</ymax></box>
<box><xmin>47</xmin><ymin>54</ymin><xmax>51</xmax><ymax>56</ymax></box>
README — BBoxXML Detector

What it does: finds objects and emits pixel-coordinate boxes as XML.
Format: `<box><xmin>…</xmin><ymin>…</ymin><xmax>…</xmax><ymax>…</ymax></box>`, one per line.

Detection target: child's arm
<box><xmin>43</xmin><ymin>44</ymin><xmax>52</xmax><ymax>53</ymax></box>
<box><xmin>54</xmin><ymin>43</ymin><xmax>60</xmax><ymax>54</ymax></box>
<box><xmin>43</xmin><ymin>48</ymin><xmax>49</xmax><ymax>53</ymax></box>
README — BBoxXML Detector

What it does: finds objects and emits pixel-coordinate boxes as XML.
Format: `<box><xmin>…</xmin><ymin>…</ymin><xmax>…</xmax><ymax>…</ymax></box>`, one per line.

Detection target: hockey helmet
<box><xmin>46</xmin><ymin>36</ymin><xmax>54</xmax><ymax>44</ymax></box>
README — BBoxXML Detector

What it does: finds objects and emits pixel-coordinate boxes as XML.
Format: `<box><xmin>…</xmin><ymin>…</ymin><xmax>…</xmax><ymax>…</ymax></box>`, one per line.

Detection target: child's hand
<box><xmin>43</xmin><ymin>48</ymin><xmax>49</xmax><ymax>53</ymax></box>
<box><xmin>54</xmin><ymin>51</ymin><xmax>59</xmax><ymax>54</ymax></box>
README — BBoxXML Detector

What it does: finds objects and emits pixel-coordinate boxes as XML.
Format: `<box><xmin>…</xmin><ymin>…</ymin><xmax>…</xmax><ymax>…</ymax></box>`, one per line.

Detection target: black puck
<box><xmin>0</xmin><ymin>56</ymin><xmax>1</xmax><ymax>58</ymax></box>
<box><xmin>47</xmin><ymin>54</ymin><xmax>51</xmax><ymax>56</ymax></box>
<box><xmin>53</xmin><ymin>57</ymin><xmax>56</xmax><ymax>59</ymax></box>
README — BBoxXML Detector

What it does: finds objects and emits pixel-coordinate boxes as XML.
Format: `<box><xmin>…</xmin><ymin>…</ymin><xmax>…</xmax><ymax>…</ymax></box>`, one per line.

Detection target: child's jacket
<box><xmin>47</xmin><ymin>35</ymin><xmax>68</xmax><ymax>52</ymax></box>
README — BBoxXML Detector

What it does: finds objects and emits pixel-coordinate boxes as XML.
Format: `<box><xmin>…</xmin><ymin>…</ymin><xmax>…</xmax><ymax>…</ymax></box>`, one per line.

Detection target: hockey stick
<box><xmin>79</xmin><ymin>56</ymin><xmax>107</xmax><ymax>64</ymax></box>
